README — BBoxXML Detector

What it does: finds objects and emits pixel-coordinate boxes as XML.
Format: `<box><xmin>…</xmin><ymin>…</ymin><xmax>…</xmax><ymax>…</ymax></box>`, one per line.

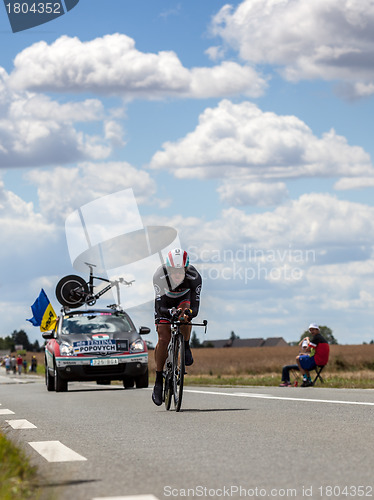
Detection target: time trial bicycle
<box><xmin>55</xmin><ymin>262</ymin><xmax>134</xmax><ymax>310</ymax></box>
<box><xmin>163</xmin><ymin>316</ymin><xmax>207</xmax><ymax>412</ymax></box>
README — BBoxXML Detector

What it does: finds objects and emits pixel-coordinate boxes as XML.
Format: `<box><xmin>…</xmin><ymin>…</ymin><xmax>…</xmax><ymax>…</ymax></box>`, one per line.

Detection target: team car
<box><xmin>43</xmin><ymin>308</ymin><xmax>150</xmax><ymax>392</ymax></box>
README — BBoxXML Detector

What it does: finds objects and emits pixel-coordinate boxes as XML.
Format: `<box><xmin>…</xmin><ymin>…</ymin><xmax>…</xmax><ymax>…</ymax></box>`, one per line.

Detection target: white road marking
<box><xmin>29</xmin><ymin>441</ymin><xmax>87</xmax><ymax>462</ymax></box>
<box><xmin>0</xmin><ymin>409</ymin><xmax>15</xmax><ymax>415</ymax></box>
<box><xmin>5</xmin><ymin>419</ymin><xmax>37</xmax><ymax>429</ymax></box>
<box><xmin>93</xmin><ymin>496</ymin><xmax>159</xmax><ymax>500</ymax></box>
<box><xmin>185</xmin><ymin>389</ymin><xmax>374</xmax><ymax>407</ymax></box>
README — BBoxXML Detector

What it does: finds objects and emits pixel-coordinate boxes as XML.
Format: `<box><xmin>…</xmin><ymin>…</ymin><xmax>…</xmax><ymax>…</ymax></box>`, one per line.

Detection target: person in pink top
<box><xmin>16</xmin><ymin>355</ymin><xmax>23</xmax><ymax>375</ymax></box>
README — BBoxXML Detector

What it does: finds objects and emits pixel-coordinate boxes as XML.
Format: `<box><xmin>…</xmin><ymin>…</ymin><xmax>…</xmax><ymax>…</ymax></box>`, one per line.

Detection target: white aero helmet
<box><xmin>166</xmin><ymin>248</ymin><xmax>189</xmax><ymax>268</ymax></box>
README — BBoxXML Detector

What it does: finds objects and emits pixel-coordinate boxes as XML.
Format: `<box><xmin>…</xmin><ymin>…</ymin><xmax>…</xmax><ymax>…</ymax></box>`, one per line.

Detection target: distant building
<box><xmin>202</xmin><ymin>337</ymin><xmax>288</xmax><ymax>348</ymax></box>
<box><xmin>262</xmin><ymin>337</ymin><xmax>289</xmax><ymax>347</ymax></box>
<box><xmin>230</xmin><ymin>338</ymin><xmax>266</xmax><ymax>348</ymax></box>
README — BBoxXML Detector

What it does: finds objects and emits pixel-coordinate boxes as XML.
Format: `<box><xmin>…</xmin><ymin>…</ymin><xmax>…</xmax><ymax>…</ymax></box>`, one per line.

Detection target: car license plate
<box><xmin>90</xmin><ymin>358</ymin><xmax>119</xmax><ymax>366</ymax></box>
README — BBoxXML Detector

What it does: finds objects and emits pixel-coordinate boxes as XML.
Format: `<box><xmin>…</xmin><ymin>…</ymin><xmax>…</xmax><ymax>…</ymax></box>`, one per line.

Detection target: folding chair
<box><xmin>289</xmin><ymin>365</ymin><xmax>301</xmax><ymax>386</ymax></box>
<box><xmin>290</xmin><ymin>364</ymin><xmax>327</xmax><ymax>386</ymax></box>
<box><xmin>311</xmin><ymin>365</ymin><xmax>326</xmax><ymax>385</ymax></box>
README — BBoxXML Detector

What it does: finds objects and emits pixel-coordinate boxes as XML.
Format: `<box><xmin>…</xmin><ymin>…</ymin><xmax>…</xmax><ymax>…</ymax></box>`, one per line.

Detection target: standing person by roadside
<box><xmin>31</xmin><ymin>355</ymin><xmax>38</xmax><ymax>373</ymax></box>
<box><xmin>16</xmin><ymin>354</ymin><xmax>23</xmax><ymax>375</ymax></box>
<box><xmin>11</xmin><ymin>355</ymin><xmax>16</xmax><ymax>374</ymax></box>
<box><xmin>296</xmin><ymin>323</ymin><xmax>329</xmax><ymax>387</ymax></box>
<box><xmin>5</xmin><ymin>356</ymin><xmax>11</xmax><ymax>374</ymax></box>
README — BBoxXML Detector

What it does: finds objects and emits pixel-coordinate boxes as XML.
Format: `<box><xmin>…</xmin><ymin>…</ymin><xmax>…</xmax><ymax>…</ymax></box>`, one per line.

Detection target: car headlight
<box><xmin>130</xmin><ymin>339</ymin><xmax>145</xmax><ymax>352</ymax></box>
<box><xmin>60</xmin><ymin>342</ymin><xmax>74</xmax><ymax>356</ymax></box>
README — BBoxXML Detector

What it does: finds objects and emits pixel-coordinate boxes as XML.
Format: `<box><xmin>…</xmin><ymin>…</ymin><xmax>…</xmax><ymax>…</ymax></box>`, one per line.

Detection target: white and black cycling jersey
<box><xmin>153</xmin><ymin>264</ymin><xmax>202</xmax><ymax>321</ymax></box>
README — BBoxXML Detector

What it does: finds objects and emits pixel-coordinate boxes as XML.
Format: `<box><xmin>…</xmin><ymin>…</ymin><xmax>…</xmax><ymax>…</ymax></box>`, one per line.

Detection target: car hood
<box><xmin>60</xmin><ymin>332</ymin><xmax>134</xmax><ymax>343</ymax></box>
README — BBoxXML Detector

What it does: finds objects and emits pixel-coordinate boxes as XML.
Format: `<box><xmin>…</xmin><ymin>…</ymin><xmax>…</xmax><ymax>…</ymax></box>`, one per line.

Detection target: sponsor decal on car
<box><xmin>73</xmin><ymin>339</ymin><xmax>117</xmax><ymax>354</ymax></box>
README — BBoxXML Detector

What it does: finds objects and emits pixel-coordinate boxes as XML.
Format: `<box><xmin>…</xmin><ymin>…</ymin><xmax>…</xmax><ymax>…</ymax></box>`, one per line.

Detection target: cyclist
<box><xmin>152</xmin><ymin>248</ymin><xmax>202</xmax><ymax>406</ymax></box>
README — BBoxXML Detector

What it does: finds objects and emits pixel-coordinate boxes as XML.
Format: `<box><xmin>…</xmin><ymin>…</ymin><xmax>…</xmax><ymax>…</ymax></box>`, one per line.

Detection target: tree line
<box><xmin>190</xmin><ymin>327</ymin><xmax>340</xmax><ymax>348</ymax></box>
<box><xmin>0</xmin><ymin>330</ymin><xmax>41</xmax><ymax>352</ymax></box>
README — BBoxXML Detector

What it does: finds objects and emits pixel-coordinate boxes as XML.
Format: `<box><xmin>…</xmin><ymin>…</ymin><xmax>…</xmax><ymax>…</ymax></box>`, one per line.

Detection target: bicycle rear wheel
<box><xmin>55</xmin><ymin>275</ymin><xmax>89</xmax><ymax>308</ymax></box>
<box><xmin>173</xmin><ymin>333</ymin><xmax>185</xmax><ymax>412</ymax></box>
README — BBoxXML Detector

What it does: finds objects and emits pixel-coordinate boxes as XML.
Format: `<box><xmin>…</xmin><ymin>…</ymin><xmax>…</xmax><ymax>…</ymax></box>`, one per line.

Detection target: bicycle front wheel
<box><xmin>173</xmin><ymin>334</ymin><xmax>185</xmax><ymax>412</ymax></box>
<box><xmin>164</xmin><ymin>373</ymin><xmax>172</xmax><ymax>411</ymax></box>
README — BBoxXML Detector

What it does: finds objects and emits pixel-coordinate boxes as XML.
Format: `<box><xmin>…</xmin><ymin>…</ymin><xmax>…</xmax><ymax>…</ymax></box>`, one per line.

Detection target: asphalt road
<box><xmin>1</xmin><ymin>368</ymin><xmax>373</xmax><ymax>500</ymax></box>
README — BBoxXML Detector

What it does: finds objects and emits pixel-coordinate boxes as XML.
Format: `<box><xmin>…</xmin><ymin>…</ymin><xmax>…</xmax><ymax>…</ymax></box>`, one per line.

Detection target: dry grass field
<box><xmin>148</xmin><ymin>344</ymin><xmax>374</xmax><ymax>387</ymax></box>
<box><xmin>148</xmin><ymin>344</ymin><xmax>374</xmax><ymax>374</ymax></box>
<box><xmin>16</xmin><ymin>344</ymin><xmax>374</xmax><ymax>388</ymax></box>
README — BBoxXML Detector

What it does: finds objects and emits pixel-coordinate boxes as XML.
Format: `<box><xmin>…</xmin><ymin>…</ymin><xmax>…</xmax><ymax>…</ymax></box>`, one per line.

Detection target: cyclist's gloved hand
<box><xmin>168</xmin><ymin>307</ymin><xmax>177</xmax><ymax>316</ymax></box>
<box><xmin>168</xmin><ymin>307</ymin><xmax>181</xmax><ymax>321</ymax></box>
<box><xmin>183</xmin><ymin>308</ymin><xmax>193</xmax><ymax>322</ymax></box>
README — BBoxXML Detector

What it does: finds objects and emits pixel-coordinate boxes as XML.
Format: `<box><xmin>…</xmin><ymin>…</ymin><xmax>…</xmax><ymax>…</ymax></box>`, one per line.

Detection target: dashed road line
<box><xmin>5</xmin><ymin>419</ymin><xmax>37</xmax><ymax>429</ymax></box>
<box><xmin>0</xmin><ymin>409</ymin><xmax>15</xmax><ymax>415</ymax></box>
<box><xmin>29</xmin><ymin>441</ymin><xmax>87</xmax><ymax>462</ymax></box>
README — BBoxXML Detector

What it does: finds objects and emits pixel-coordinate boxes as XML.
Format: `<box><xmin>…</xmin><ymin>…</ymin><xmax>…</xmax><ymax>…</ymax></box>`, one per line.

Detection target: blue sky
<box><xmin>2</xmin><ymin>0</ymin><xmax>374</xmax><ymax>347</ymax></box>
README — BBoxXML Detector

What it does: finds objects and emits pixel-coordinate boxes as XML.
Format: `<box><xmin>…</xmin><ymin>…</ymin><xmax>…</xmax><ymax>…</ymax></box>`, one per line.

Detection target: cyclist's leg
<box><xmin>180</xmin><ymin>323</ymin><xmax>192</xmax><ymax>341</ymax></box>
<box><xmin>152</xmin><ymin>321</ymin><xmax>171</xmax><ymax>406</ymax></box>
<box><xmin>178</xmin><ymin>299</ymin><xmax>192</xmax><ymax>342</ymax></box>
<box><xmin>155</xmin><ymin>322</ymin><xmax>171</xmax><ymax>371</ymax></box>
<box><xmin>180</xmin><ymin>323</ymin><xmax>193</xmax><ymax>366</ymax></box>
<box><xmin>177</xmin><ymin>299</ymin><xmax>194</xmax><ymax>366</ymax></box>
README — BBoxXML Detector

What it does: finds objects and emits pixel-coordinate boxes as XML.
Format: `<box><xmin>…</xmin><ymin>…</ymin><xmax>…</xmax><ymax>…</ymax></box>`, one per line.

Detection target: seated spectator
<box><xmin>297</xmin><ymin>323</ymin><xmax>329</xmax><ymax>387</ymax></box>
<box><xmin>279</xmin><ymin>338</ymin><xmax>309</xmax><ymax>387</ymax></box>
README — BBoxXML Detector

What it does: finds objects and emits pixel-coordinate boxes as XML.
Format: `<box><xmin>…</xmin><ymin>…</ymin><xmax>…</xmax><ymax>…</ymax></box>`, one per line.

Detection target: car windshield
<box><xmin>61</xmin><ymin>313</ymin><xmax>132</xmax><ymax>335</ymax></box>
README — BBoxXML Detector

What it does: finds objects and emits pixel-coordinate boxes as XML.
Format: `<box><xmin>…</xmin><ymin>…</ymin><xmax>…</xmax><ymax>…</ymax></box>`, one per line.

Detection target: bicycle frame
<box><xmin>164</xmin><ymin>319</ymin><xmax>207</xmax><ymax>412</ymax></box>
<box><xmin>82</xmin><ymin>262</ymin><xmax>135</xmax><ymax>306</ymax></box>
<box><xmin>84</xmin><ymin>263</ymin><xmax>116</xmax><ymax>304</ymax></box>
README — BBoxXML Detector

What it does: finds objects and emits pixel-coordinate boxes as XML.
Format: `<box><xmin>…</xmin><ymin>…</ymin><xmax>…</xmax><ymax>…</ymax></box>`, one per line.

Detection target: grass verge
<box><xmin>0</xmin><ymin>430</ymin><xmax>41</xmax><ymax>500</ymax></box>
<box><xmin>150</xmin><ymin>370</ymin><xmax>374</xmax><ymax>389</ymax></box>
<box><xmin>184</xmin><ymin>373</ymin><xmax>374</xmax><ymax>389</ymax></box>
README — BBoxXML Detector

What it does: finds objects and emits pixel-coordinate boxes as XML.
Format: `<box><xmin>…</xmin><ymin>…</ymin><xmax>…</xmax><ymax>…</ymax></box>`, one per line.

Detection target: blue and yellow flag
<box><xmin>27</xmin><ymin>289</ymin><xmax>57</xmax><ymax>332</ymax></box>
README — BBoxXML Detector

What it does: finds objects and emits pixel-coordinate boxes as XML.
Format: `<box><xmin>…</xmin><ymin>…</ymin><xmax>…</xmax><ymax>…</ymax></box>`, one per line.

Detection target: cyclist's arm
<box><xmin>188</xmin><ymin>269</ymin><xmax>202</xmax><ymax>318</ymax></box>
<box><xmin>153</xmin><ymin>270</ymin><xmax>174</xmax><ymax>319</ymax></box>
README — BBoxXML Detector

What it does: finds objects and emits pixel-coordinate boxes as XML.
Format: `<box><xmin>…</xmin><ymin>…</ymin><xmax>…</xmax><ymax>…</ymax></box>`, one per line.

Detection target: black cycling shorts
<box><xmin>155</xmin><ymin>292</ymin><xmax>191</xmax><ymax>324</ymax></box>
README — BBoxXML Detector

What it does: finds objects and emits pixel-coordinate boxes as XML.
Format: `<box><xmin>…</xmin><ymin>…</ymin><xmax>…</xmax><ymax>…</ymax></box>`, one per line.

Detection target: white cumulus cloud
<box><xmin>0</xmin><ymin>67</ymin><xmax>119</xmax><ymax>168</ymax></box>
<box><xmin>9</xmin><ymin>34</ymin><xmax>267</xmax><ymax>99</ymax></box>
<box><xmin>218</xmin><ymin>181</ymin><xmax>289</xmax><ymax>207</ymax></box>
<box><xmin>26</xmin><ymin>162</ymin><xmax>156</xmax><ymax>223</ymax></box>
<box><xmin>334</xmin><ymin>176</ymin><xmax>374</xmax><ymax>190</ymax></box>
<box><xmin>150</xmin><ymin>100</ymin><xmax>373</xmax><ymax>181</ymax></box>
<box><xmin>210</xmin><ymin>0</ymin><xmax>374</xmax><ymax>98</ymax></box>
<box><xmin>0</xmin><ymin>175</ymin><xmax>57</xmax><ymax>294</ymax></box>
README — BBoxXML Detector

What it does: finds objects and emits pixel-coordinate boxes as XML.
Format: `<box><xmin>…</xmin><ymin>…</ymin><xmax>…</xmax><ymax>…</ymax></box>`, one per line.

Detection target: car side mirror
<box><xmin>42</xmin><ymin>331</ymin><xmax>54</xmax><ymax>340</ymax></box>
<box><xmin>139</xmin><ymin>326</ymin><xmax>150</xmax><ymax>335</ymax></box>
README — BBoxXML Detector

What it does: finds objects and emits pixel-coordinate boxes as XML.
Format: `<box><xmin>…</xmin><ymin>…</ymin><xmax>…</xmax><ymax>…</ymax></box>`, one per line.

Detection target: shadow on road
<box><xmin>179</xmin><ymin>408</ymin><xmax>250</xmax><ymax>413</ymax></box>
<box><xmin>37</xmin><ymin>478</ymin><xmax>100</xmax><ymax>488</ymax></box>
<box><xmin>64</xmin><ymin>387</ymin><xmax>128</xmax><ymax>393</ymax></box>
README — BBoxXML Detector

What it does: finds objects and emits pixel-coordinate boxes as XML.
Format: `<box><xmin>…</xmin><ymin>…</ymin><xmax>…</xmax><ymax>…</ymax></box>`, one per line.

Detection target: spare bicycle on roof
<box><xmin>55</xmin><ymin>262</ymin><xmax>134</xmax><ymax>311</ymax></box>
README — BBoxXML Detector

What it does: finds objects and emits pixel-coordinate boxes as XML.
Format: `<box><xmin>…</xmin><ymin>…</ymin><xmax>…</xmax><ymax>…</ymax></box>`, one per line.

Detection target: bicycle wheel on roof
<box><xmin>55</xmin><ymin>275</ymin><xmax>88</xmax><ymax>308</ymax></box>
